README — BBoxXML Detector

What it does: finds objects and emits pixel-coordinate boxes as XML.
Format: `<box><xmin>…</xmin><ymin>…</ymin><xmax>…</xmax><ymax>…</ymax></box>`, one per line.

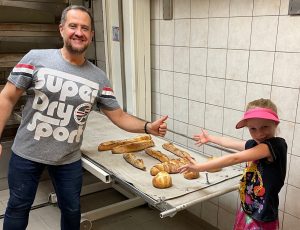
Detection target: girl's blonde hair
<box><xmin>246</xmin><ymin>98</ymin><xmax>277</xmax><ymax>114</ymax></box>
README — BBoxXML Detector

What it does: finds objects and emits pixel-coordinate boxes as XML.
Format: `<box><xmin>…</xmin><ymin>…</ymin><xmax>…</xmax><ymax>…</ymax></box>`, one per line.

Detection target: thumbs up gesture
<box><xmin>146</xmin><ymin>115</ymin><xmax>168</xmax><ymax>137</ymax></box>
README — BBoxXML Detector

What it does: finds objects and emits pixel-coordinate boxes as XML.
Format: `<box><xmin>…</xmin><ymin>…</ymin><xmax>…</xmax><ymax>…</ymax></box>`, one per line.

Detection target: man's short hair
<box><xmin>60</xmin><ymin>5</ymin><xmax>94</xmax><ymax>30</ymax></box>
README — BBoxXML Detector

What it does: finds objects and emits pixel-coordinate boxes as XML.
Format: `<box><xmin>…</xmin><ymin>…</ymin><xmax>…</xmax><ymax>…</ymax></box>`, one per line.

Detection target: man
<box><xmin>0</xmin><ymin>5</ymin><xmax>167</xmax><ymax>230</ymax></box>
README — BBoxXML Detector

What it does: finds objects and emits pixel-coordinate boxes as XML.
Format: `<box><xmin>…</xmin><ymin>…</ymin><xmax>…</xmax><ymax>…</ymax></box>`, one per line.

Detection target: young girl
<box><xmin>179</xmin><ymin>98</ymin><xmax>287</xmax><ymax>230</ymax></box>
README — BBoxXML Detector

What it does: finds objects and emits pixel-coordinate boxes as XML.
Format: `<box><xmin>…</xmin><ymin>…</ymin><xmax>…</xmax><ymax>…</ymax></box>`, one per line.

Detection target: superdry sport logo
<box><xmin>74</xmin><ymin>103</ymin><xmax>92</xmax><ymax>125</ymax></box>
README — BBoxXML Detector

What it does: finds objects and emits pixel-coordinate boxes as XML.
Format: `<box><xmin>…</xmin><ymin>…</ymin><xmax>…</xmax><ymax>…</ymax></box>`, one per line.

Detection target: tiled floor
<box><xmin>0</xmin><ymin>175</ymin><xmax>217</xmax><ymax>230</ymax></box>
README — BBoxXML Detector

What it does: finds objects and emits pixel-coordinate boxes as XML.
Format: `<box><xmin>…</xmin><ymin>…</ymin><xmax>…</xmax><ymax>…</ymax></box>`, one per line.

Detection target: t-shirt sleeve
<box><xmin>7</xmin><ymin>50</ymin><xmax>36</xmax><ymax>89</ymax></box>
<box><xmin>96</xmin><ymin>78</ymin><xmax>120</xmax><ymax>111</ymax></box>
<box><xmin>261</xmin><ymin>137</ymin><xmax>287</xmax><ymax>162</ymax></box>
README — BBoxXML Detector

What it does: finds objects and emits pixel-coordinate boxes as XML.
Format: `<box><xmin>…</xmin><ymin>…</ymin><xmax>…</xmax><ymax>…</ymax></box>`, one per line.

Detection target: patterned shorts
<box><xmin>233</xmin><ymin>207</ymin><xmax>279</xmax><ymax>230</ymax></box>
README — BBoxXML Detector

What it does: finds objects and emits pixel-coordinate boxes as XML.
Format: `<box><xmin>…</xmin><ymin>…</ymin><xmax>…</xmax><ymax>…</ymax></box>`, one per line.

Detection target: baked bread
<box><xmin>152</xmin><ymin>171</ymin><xmax>172</xmax><ymax>189</ymax></box>
<box><xmin>150</xmin><ymin>158</ymin><xmax>189</xmax><ymax>176</ymax></box>
<box><xmin>145</xmin><ymin>148</ymin><xmax>170</xmax><ymax>162</ymax></box>
<box><xmin>183</xmin><ymin>171</ymin><xmax>200</xmax><ymax>180</ymax></box>
<box><xmin>123</xmin><ymin>153</ymin><xmax>146</xmax><ymax>171</ymax></box>
<box><xmin>112</xmin><ymin>139</ymin><xmax>155</xmax><ymax>154</ymax></box>
<box><xmin>98</xmin><ymin>135</ymin><xmax>151</xmax><ymax>151</ymax></box>
<box><xmin>162</xmin><ymin>142</ymin><xmax>191</xmax><ymax>158</ymax></box>
<box><xmin>207</xmin><ymin>156</ymin><xmax>222</xmax><ymax>172</ymax></box>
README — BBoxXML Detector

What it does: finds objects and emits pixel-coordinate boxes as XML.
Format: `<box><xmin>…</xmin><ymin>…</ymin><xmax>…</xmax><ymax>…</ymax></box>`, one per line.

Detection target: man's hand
<box><xmin>0</xmin><ymin>143</ymin><xmax>2</xmax><ymax>157</ymax></box>
<box><xmin>148</xmin><ymin>115</ymin><xmax>168</xmax><ymax>137</ymax></box>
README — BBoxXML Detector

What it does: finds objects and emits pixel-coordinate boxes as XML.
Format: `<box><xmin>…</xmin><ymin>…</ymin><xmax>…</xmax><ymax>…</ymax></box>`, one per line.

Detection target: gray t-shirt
<box><xmin>8</xmin><ymin>49</ymin><xmax>120</xmax><ymax>165</ymax></box>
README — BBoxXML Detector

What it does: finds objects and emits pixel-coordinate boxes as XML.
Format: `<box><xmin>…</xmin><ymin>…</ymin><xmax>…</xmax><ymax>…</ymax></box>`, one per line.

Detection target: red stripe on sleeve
<box><xmin>15</xmin><ymin>64</ymin><xmax>35</xmax><ymax>70</ymax></box>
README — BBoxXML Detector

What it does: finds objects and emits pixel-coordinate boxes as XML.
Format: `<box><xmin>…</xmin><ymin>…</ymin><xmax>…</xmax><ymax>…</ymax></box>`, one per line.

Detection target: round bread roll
<box><xmin>183</xmin><ymin>171</ymin><xmax>200</xmax><ymax>180</ymax></box>
<box><xmin>207</xmin><ymin>156</ymin><xmax>222</xmax><ymax>172</ymax></box>
<box><xmin>152</xmin><ymin>171</ymin><xmax>172</xmax><ymax>189</ymax></box>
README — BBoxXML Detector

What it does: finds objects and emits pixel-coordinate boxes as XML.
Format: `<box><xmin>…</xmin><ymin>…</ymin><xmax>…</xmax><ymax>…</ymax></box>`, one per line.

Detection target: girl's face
<box><xmin>246</xmin><ymin>118</ymin><xmax>277</xmax><ymax>143</ymax></box>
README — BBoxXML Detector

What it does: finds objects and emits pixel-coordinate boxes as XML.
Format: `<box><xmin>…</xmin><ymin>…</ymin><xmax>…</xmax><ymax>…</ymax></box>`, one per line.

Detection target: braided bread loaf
<box><xmin>183</xmin><ymin>171</ymin><xmax>200</xmax><ymax>180</ymax></box>
<box><xmin>150</xmin><ymin>158</ymin><xmax>189</xmax><ymax>176</ymax></box>
<box><xmin>152</xmin><ymin>171</ymin><xmax>172</xmax><ymax>189</ymax></box>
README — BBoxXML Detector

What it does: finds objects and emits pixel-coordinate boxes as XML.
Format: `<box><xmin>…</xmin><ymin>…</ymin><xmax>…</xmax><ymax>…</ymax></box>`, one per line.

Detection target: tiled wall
<box><xmin>150</xmin><ymin>0</ymin><xmax>300</xmax><ymax>229</ymax></box>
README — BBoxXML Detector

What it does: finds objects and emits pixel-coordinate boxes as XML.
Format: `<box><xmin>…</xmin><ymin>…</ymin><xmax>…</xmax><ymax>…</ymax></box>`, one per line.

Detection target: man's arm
<box><xmin>101</xmin><ymin>108</ymin><xmax>168</xmax><ymax>136</ymax></box>
<box><xmin>0</xmin><ymin>82</ymin><xmax>25</xmax><ymax>155</ymax></box>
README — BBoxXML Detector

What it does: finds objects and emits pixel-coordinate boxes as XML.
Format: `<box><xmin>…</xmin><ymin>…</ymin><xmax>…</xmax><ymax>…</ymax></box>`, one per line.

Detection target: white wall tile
<box><xmin>174</xmin><ymin>97</ymin><xmax>188</xmax><ymax>123</ymax></box>
<box><xmin>292</xmin><ymin>124</ymin><xmax>300</xmax><ymax>157</ymax></box>
<box><xmin>271</xmin><ymin>86</ymin><xmax>298</xmax><ymax>122</ymax></box>
<box><xmin>190</xmin><ymin>48</ymin><xmax>207</xmax><ymax>76</ymax></box>
<box><xmin>151</xmin><ymin>45</ymin><xmax>160</xmax><ymax>69</ymax></box>
<box><xmin>205</xmin><ymin>104</ymin><xmax>223</xmax><ymax>133</ymax></box>
<box><xmin>209</xmin><ymin>0</ymin><xmax>230</xmax><ymax>17</ymax></box>
<box><xmin>253</xmin><ymin>0</ymin><xmax>280</xmax><ymax>16</ymax></box>
<box><xmin>206</xmin><ymin>77</ymin><xmax>225</xmax><ymax>106</ymax></box>
<box><xmin>160</xmin><ymin>94</ymin><xmax>174</xmax><ymax>119</ymax></box>
<box><xmin>201</xmin><ymin>201</ymin><xmax>218</xmax><ymax>227</ymax></box>
<box><xmin>218</xmin><ymin>207</ymin><xmax>236</xmax><ymax>230</ymax></box>
<box><xmin>287</xmin><ymin>155</ymin><xmax>300</xmax><ymax>188</ymax></box>
<box><xmin>250</xmin><ymin>16</ymin><xmax>278</xmax><ymax>51</ymax></box>
<box><xmin>159</xmin><ymin>70</ymin><xmax>173</xmax><ymax>95</ymax></box>
<box><xmin>277</xmin><ymin>16</ymin><xmax>300</xmax><ymax>52</ymax></box>
<box><xmin>189</xmin><ymin>74</ymin><xmax>206</xmax><ymax>102</ymax></box>
<box><xmin>174</xmin><ymin>72</ymin><xmax>189</xmax><ymax>99</ymax></box>
<box><xmin>280</xmin><ymin>0</ymin><xmax>290</xmax><ymax>16</ymax></box>
<box><xmin>150</xmin><ymin>0</ymin><xmax>161</xmax><ymax>20</ymax></box>
<box><xmin>282</xmin><ymin>213</ymin><xmax>300</xmax><ymax>230</ymax></box>
<box><xmin>151</xmin><ymin>69</ymin><xmax>160</xmax><ymax>92</ymax></box>
<box><xmin>207</xmin><ymin>49</ymin><xmax>227</xmax><ymax>78</ymax></box>
<box><xmin>151</xmin><ymin>20</ymin><xmax>160</xmax><ymax>45</ymax></box>
<box><xmin>224</xmin><ymin>80</ymin><xmax>247</xmax><ymax>110</ymax></box>
<box><xmin>219</xmin><ymin>190</ymin><xmax>239</xmax><ymax>213</ymax></box>
<box><xmin>160</xmin><ymin>46</ymin><xmax>173</xmax><ymax>71</ymax></box>
<box><xmin>246</xmin><ymin>83</ymin><xmax>271</xmax><ymax>106</ymax></box>
<box><xmin>190</xmin><ymin>19</ymin><xmax>208</xmax><ymax>47</ymax></box>
<box><xmin>191</xmin><ymin>0</ymin><xmax>209</xmax><ymax>18</ymax></box>
<box><xmin>248</xmin><ymin>51</ymin><xmax>274</xmax><ymax>84</ymax></box>
<box><xmin>152</xmin><ymin>92</ymin><xmax>160</xmax><ymax>114</ymax></box>
<box><xmin>226</xmin><ymin>50</ymin><xmax>249</xmax><ymax>81</ymax></box>
<box><xmin>273</xmin><ymin>52</ymin><xmax>300</xmax><ymax>88</ymax></box>
<box><xmin>174</xmin><ymin>47</ymin><xmax>189</xmax><ymax>73</ymax></box>
<box><xmin>223</xmin><ymin>108</ymin><xmax>244</xmax><ymax>139</ymax></box>
<box><xmin>208</xmin><ymin>18</ymin><xmax>229</xmax><ymax>49</ymax></box>
<box><xmin>173</xmin><ymin>120</ymin><xmax>188</xmax><ymax>146</ymax></box>
<box><xmin>228</xmin><ymin>17</ymin><xmax>252</xmax><ymax>50</ymax></box>
<box><xmin>279</xmin><ymin>183</ymin><xmax>287</xmax><ymax>211</ymax></box>
<box><xmin>297</xmin><ymin>97</ymin><xmax>300</xmax><ymax>123</ymax></box>
<box><xmin>174</xmin><ymin>0</ymin><xmax>191</xmax><ymax>19</ymax></box>
<box><xmin>159</xmin><ymin>20</ymin><xmax>174</xmax><ymax>46</ymax></box>
<box><xmin>285</xmin><ymin>185</ymin><xmax>300</xmax><ymax>218</ymax></box>
<box><xmin>230</xmin><ymin>0</ymin><xmax>253</xmax><ymax>17</ymax></box>
<box><xmin>189</xmin><ymin>100</ymin><xmax>205</xmax><ymax>127</ymax></box>
<box><xmin>174</xmin><ymin>19</ymin><xmax>190</xmax><ymax>46</ymax></box>
<box><xmin>277</xmin><ymin>121</ymin><xmax>295</xmax><ymax>152</ymax></box>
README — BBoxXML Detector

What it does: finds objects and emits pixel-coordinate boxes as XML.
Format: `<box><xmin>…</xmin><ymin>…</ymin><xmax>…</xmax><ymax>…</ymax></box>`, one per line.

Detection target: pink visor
<box><xmin>235</xmin><ymin>107</ymin><xmax>280</xmax><ymax>129</ymax></box>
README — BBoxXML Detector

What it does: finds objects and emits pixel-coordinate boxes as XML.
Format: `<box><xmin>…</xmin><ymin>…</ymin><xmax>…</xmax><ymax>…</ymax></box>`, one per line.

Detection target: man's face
<box><xmin>59</xmin><ymin>9</ymin><xmax>94</xmax><ymax>55</ymax></box>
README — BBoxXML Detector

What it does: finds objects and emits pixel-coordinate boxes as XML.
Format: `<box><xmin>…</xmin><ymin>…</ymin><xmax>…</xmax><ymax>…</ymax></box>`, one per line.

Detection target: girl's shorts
<box><xmin>233</xmin><ymin>207</ymin><xmax>279</xmax><ymax>230</ymax></box>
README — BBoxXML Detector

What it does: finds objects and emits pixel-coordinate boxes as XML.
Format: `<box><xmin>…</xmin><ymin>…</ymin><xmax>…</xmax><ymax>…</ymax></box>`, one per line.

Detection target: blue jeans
<box><xmin>3</xmin><ymin>152</ymin><xmax>83</xmax><ymax>230</ymax></box>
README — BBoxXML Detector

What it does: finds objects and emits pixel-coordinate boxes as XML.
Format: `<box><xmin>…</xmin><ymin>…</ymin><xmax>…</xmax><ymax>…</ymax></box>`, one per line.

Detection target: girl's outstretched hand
<box><xmin>179</xmin><ymin>156</ymin><xmax>199</xmax><ymax>173</ymax></box>
<box><xmin>193</xmin><ymin>128</ymin><xmax>210</xmax><ymax>146</ymax></box>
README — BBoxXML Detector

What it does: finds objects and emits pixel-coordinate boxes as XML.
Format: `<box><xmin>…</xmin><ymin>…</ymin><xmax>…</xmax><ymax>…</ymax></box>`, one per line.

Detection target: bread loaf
<box><xmin>98</xmin><ymin>135</ymin><xmax>151</xmax><ymax>151</ymax></box>
<box><xmin>123</xmin><ymin>153</ymin><xmax>146</xmax><ymax>171</ymax></box>
<box><xmin>112</xmin><ymin>139</ymin><xmax>155</xmax><ymax>154</ymax></box>
<box><xmin>207</xmin><ymin>156</ymin><xmax>222</xmax><ymax>172</ymax></box>
<box><xmin>152</xmin><ymin>171</ymin><xmax>172</xmax><ymax>189</ymax></box>
<box><xmin>183</xmin><ymin>171</ymin><xmax>200</xmax><ymax>180</ymax></box>
<box><xmin>150</xmin><ymin>158</ymin><xmax>189</xmax><ymax>176</ymax></box>
<box><xmin>162</xmin><ymin>142</ymin><xmax>191</xmax><ymax>158</ymax></box>
<box><xmin>145</xmin><ymin>148</ymin><xmax>170</xmax><ymax>162</ymax></box>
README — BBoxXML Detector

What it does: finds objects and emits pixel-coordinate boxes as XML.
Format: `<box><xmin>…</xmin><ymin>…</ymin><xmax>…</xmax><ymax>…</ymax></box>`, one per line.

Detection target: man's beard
<box><xmin>65</xmin><ymin>40</ymin><xmax>89</xmax><ymax>55</ymax></box>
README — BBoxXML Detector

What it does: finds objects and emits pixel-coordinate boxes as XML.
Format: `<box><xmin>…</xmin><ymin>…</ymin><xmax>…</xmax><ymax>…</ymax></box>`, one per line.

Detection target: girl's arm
<box><xmin>194</xmin><ymin>129</ymin><xmax>246</xmax><ymax>151</ymax></box>
<box><xmin>179</xmin><ymin>143</ymin><xmax>272</xmax><ymax>173</ymax></box>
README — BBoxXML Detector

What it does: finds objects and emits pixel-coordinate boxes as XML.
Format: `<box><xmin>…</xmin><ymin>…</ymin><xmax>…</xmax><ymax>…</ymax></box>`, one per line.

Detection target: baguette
<box><xmin>150</xmin><ymin>158</ymin><xmax>189</xmax><ymax>176</ymax></box>
<box><xmin>112</xmin><ymin>139</ymin><xmax>155</xmax><ymax>154</ymax></box>
<box><xmin>162</xmin><ymin>142</ymin><xmax>191</xmax><ymax>158</ymax></box>
<box><xmin>145</xmin><ymin>148</ymin><xmax>170</xmax><ymax>162</ymax></box>
<box><xmin>123</xmin><ymin>153</ymin><xmax>146</xmax><ymax>171</ymax></box>
<box><xmin>98</xmin><ymin>135</ymin><xmax>151</xmax><ymax>151</ymax></box>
